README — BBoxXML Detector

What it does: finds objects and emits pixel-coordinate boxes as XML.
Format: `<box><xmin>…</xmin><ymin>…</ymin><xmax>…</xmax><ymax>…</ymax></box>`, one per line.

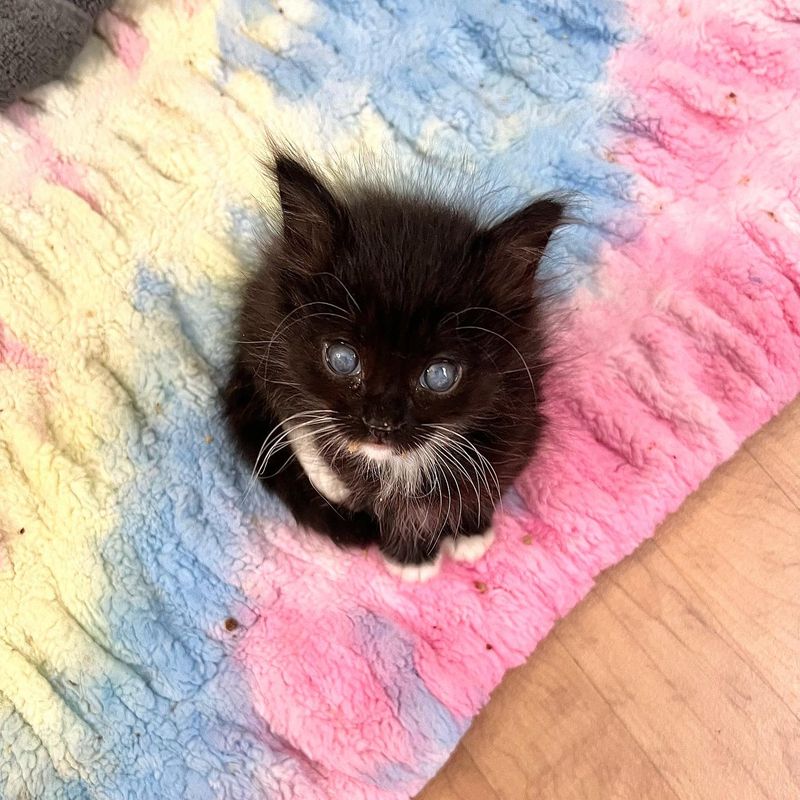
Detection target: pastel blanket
<box><xmin>1</xmin><ymin>1</ymin><xmax>799</xmax><ymax>798</ymax></box>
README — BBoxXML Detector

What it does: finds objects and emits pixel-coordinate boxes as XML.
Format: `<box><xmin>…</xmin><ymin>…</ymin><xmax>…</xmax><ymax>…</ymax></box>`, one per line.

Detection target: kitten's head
<box><xmin>251</xmin><ymin>154</ymin><xmax>564</xmax><ymax>472</ymax></box>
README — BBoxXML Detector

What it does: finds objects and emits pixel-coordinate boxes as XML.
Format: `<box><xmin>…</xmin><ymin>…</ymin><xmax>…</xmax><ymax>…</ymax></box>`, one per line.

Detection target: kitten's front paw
<box><xmin>383</xmin><ymin>554</ymin><xmax>442</xmax><ymax>583</ymax></box>
<box><xmin>445</xmin><ymin>527</ymin><xmax>495</xmax><ymax>564</ymax></box>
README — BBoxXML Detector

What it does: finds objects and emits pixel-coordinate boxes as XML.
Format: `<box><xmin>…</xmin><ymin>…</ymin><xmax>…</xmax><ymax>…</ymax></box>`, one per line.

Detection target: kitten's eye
<box><xmin>325</xmin><ymin>342</ymin><xmax>361</xmax><ymax>376</ymax></box>
<box><xmin>421</xmin><ymin>361</ymin><xmax>460</xmax><ymax>393</ymax></box>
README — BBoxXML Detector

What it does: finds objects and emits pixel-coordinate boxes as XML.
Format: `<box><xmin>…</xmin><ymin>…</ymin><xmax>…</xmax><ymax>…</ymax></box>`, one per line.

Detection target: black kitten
<box><xmin>224</xmin><ymin>151</ymin><xmax>565</xmax><ymax>581</ymax></box>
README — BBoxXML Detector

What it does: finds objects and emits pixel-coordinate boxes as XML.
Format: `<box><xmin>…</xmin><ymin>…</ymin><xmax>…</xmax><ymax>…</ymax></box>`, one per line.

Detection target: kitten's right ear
<box><xmin>272</xmin><ymin>154</ymin><xmax>343</xmax><ymax>265</ymax></box>
<box><xmin>479</xmin><ymin>196</ymin><xmax>566</xmax><ymax>304</ymax></box>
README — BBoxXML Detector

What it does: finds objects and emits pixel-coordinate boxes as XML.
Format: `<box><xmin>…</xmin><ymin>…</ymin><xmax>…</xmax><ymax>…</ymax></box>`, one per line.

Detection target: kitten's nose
<box><xmin>362</xmin><ymin>414</ymin><xmax>401</xmax><ymax>435</ymax></box>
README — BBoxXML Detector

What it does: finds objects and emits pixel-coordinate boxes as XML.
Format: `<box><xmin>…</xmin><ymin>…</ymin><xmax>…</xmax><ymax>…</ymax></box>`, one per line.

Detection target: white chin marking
<box><xmin>358</xmin><ymin>443</ymin><xmax>395</xmax><ymax>462</ymax></box>
<box><xmin>384</xmin><ymin>554</ymin><xmax>442</xmax><ymax>583</ymax></box>
<box><xmin>445</xmin><ymin>527</ymin><xmax>495</xmax><ymax>564</ymax></box>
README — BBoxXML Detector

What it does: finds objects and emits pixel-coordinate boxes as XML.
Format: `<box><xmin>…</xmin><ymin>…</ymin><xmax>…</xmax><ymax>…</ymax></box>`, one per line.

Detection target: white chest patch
<box><xmin>354</xmin><ymin>442</ymin><xmax>429</xmax><ymax>498</ymax></box>
<box><xmin>287</xmin><ymin>427</ymin><xmax>350</xmax><ymax>504</ymax></box>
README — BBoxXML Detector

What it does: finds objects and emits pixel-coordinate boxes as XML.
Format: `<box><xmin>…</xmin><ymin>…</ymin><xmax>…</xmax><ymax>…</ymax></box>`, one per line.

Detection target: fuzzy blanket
<box><xmin>1</xmin><ymin>1</ymin><xmax>799</xmax><ymax>798</ymax></box>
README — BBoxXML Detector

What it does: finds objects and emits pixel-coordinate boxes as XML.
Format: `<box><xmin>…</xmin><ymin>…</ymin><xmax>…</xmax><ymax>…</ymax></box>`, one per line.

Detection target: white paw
<box><xmin>445</xmin><ymin>528</ymin><xmax>495</xmax><ymax>564</ymax></box>
<box><xmin>384</xmin><ymin>554</ymin><xmax>442</xmax><ymax>583</ymax></box>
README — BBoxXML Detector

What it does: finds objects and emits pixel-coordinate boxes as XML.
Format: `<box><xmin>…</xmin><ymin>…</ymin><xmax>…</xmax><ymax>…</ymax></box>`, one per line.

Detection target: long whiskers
<box><xmin>455</xmin><ymin>323</ymin><xmax>538</xmax><ymax>400</ymax></box>
<box><xmin>423</xmin><ymin>424</ymin><xmax>504</xmax><ymax>523</ymax></box>
<box><xmin>244</xmin><ymin>410</ymin><xmax>339</xmax><ymax>496</ymax></box>
<box><xmin>442</xmin><ymin>305</ymin><xmax>528</xmax><ymax>330</ymax></box>
<box><xmin>248</xmin><ymin>301</ymin><xmax>351</xmax><ymax>383</ymax></box>
<box><xmin>431</xmin><ymin>425</ymin><xmax>502</xmax><ymax>503</ymax></box>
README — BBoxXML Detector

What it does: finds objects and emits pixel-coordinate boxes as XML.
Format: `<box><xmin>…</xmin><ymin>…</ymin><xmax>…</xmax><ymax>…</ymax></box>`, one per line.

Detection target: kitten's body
<box><xmin>224</xmin><ymin>152</ymin><xmax>564</xmax><ymax>580</ymax></box>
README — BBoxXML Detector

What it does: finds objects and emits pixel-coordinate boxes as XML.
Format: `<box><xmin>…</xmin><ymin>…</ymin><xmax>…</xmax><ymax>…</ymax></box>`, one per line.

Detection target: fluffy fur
<box><xmin>224</xmin><ymin>151</ymin><xmax>565</xmax><ymax>577</ymax></box>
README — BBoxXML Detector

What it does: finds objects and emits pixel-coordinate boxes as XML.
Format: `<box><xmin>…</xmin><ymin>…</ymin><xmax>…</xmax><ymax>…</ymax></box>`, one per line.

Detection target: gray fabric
<box><xmin>0</xmin><ymin>0</ymin><xmax>112</xmax><ymax>108</ymax></box>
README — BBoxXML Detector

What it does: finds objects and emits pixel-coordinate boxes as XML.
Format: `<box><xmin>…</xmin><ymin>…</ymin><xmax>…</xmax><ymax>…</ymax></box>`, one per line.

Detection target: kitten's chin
<box><xmin>356</xmin><ymin>442</ymin><xmax>395</xmax><ymax>462</ymax></box>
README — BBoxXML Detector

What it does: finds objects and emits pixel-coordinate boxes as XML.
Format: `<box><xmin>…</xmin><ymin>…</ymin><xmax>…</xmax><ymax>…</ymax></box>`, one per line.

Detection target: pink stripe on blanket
<box><xmin>0</xmin><ymin>321</ymin><xmax>47</xmax><ymax>373</ymax></box>
<box><xmin>96</xmin><ymin>11</ymin><xmax>150</xmax><ymax>74</ymax></box>
<box><xmin>4</xmin><ymin>104</ymin><xmax>101</xmax><ymax>212</ymax></box>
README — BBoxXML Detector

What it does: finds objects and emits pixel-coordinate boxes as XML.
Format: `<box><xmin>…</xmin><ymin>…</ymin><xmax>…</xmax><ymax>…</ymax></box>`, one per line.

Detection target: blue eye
<box><xmin>421</xmin><ymin>361</ymin><xmax>460</xmax><ymax>393</ymax></box>
<box><xmin>325</xmin><ymin>342</ymin><xmax>361</xmax><ymax>376</ymax></box>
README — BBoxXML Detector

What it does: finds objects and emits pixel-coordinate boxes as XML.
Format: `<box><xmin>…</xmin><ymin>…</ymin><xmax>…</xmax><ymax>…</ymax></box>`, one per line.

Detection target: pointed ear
<box><xmin>272</xmin><ymin>154</ymin><xmax>343</xmax><ymax>266</ymax></box>
<box><xmin>481</xmin><ymin>197</ymin><xmax>565</xmax><ymax>299</ymax></box>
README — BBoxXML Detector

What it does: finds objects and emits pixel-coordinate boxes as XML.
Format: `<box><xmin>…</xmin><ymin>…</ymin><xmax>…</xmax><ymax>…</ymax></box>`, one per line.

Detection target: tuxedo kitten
<box><xmin>224</xmin><ymin>151</ymin><xmax>565</xmax><ymax>581</ymax></box>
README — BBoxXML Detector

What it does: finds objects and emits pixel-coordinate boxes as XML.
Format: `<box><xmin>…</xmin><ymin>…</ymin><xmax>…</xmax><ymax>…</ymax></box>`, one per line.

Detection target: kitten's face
<box><xmin>281</xmin><ymin>273</ymin><xmax>496</xmax><ymax>461</ymax></box>
<box><xmin>253</xmin><ymin>155</ymin><xmax>563</xmax><ymax>471</ymax></box>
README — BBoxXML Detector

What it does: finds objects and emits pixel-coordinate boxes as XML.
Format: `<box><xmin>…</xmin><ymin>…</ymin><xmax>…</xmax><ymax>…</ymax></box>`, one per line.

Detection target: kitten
<box><xmin>223</xmin><ymin>151</ymin><xmax>565</xmax><ymax>581</ymax></box>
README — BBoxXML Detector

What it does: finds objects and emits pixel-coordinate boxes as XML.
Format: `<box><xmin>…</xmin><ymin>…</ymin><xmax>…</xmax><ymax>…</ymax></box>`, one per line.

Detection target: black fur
<box><xmin>224</xmin><ymin>151</ymin><xmax>565</xmax><ymax>568</ymax></box>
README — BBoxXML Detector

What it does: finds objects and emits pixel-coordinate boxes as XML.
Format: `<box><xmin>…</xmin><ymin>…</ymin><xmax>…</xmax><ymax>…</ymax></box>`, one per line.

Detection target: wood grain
<box><xmin>420</xmin><ymin>747</ymin><xmax>499</xmax><ymax>800</ymax></box>
<box><xmin>418</xmin><ymin>399</ymin><xmax>800</xmax><ymax>800</ymax></box>
<box><xmin>459</xmin><ymin>634</ymin><xmax>680</xmax><ymax>800</ymax></box>
<box><xmin>746</xmin><ymin>400</ymin><xmax>800</xmax><ymax>511</ymax></box>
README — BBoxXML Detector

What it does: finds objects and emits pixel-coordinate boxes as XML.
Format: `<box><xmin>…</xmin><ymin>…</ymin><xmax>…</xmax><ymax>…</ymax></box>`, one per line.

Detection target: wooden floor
<box><xmin>418</xmin><ymin>399</ymin><xmax>800</xmax><ymax>800</ymax></box>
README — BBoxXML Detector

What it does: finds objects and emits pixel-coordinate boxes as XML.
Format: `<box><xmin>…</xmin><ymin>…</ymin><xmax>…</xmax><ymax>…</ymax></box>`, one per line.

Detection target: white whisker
<box><xmin>245</xmin><ymin>410</ymin><xmax>337</xmax><ymax>496</ymax></box>
<box><xmin>313</xmin><ymin>271</ymin><xmax>361</xmax><ymax>313</ymax></box>
<box><xmin>431</xmin><ymin>436</ymin><xmax>481</xmax><ymax>524</ymax></box>
<box><xmin>442</xmin><ymin>305</ymin><xmax>527</xmax><ymax>330</ymax></box>
<box><xmin>456</xmin><ymin>323</ymin><xmax>537</xmax><ymax>400</ymax></box>
<box><xmin>257</xmin><ymin>301</ymin><xmax>351</xmax><ymax>381</ymax></box>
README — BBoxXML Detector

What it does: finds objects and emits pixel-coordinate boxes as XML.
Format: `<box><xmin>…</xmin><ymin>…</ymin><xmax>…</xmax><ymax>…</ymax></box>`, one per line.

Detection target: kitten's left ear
<box><xmin>481</xmin><ymin>197</ymin><xmax>565</xmax><ymax>297</ymax></box>
<box><xmin>272</xmin><ymin>154</ymin><xmax>344</xmax><ymax>266</ymax></box>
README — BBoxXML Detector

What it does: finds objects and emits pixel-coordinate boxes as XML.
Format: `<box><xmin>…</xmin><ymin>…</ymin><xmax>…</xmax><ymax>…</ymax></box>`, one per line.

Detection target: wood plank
<box><xmin>416</xmin><ymin>746</ymin><xmax>499</xmax><ymax>800</ymax></box>
<box><xmin>745</xmin><ymin>399</ymin><xmax>800</xmax><ymax>511</ymax></box>
<box><xmin>655</xmin><ymin>445</ymin><xmax>800</xmax><ymax>715</ymax></box>
<box><xmin>557</xmin><ymin>496</ymin><xmax>800</xmax><ymax>798</ymax></box>
<box><xmin>423</xmin><ymin>632</ymin><xmax>680</xmax><ymax>800</ymax></box>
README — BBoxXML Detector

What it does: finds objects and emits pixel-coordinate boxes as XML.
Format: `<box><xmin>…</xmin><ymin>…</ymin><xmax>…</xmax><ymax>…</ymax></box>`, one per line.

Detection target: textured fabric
<box><xmin>1</xmin><ymin>1</ymin><xmax>799</xmax><ymax>798</ymax></box>
<box><xmin>0</xmin><ymin>0</ymin><xmax>112</xmax><ymax>108</ymax></box>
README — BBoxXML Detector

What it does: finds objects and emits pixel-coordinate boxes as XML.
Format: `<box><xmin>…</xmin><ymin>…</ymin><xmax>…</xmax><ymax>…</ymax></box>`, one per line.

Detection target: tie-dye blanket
<box><xmin>1</xmin><ymin>1</ymin><xmax>798</xmax><ymax>797</ymax></box>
